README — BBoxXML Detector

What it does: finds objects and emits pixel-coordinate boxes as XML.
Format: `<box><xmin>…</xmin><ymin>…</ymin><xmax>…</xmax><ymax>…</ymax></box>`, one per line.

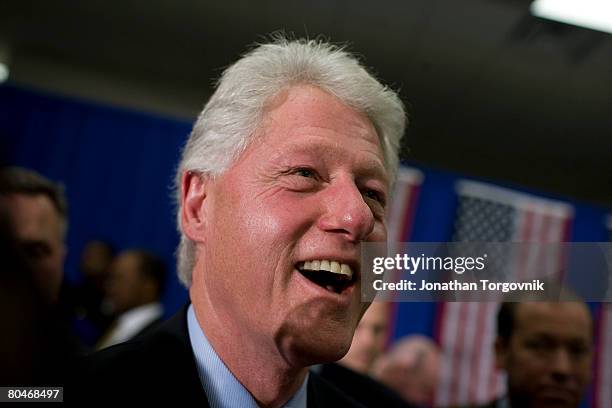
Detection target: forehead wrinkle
<box><xmin>269</xmin><ymin>138</ymin><xmax>388</xmax><ymax>185</ymax></box>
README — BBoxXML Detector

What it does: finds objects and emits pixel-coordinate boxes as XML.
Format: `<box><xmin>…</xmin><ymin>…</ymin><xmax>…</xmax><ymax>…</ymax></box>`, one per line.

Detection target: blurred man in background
<box><xmin>372</xmin><ymin>335</ymin><xmax>441</xmax><ymax>407</ymax></box>
<box><xmin>96</xmin><ymin>249</ymin><xmax>166</xmax><ymax>349</ymax></box>
<box><xmin>67</xmin><ymin>240</ymin><xmax>115</xmax><ymax>343</ymax></box>
<box><xmin>491</xmin><ymin>301</ymin><xmax>593</xmax><ymax>408</ymax></box>
<box><xmin>0</xmin><ymin>166</ymin><xmax>79</xmax><ymax>383</ymax></box>
<box><xmin>0</xmin><ymin>166</ymin><xmax>67</xmax><ymax>304</ymax></box>
<box><xmin>338</xmin><ymin>301</ymin><xmax>390</xmax><ymax>374</ymax></box>
<box><xmin>0</xmin><ymin>212</ymin><xmax>45</xmax><ymax>384</ymax></box>
<box><xmin>318</xmin><ymin>302</ymin><xmax>411</xmax><ymax>407</ymax></box>
<box><xmin>75</xmin><ymin>240</ymin><xmax>115</xmax><ymax>322</ymax></box>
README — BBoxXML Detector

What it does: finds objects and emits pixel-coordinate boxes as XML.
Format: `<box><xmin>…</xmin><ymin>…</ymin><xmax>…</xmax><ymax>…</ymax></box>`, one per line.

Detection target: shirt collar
<box><xmin>117</xmin><ymin>302</ymin><xmax>163</xmax><ymax>327</ymax></box>
<box><xmin>98</xmin><ymin>302</ymin><xmax>163</xmax><ymax>348</ymax></box>
<box><xmin>187</xmin><ymin>304</ymin><xmax>308</xmax><ymax>408</ymax></box>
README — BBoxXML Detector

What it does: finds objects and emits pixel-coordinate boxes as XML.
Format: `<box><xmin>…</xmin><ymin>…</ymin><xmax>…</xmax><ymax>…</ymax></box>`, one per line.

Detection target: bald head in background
<box><xmin>372</xmin><ymin>335</ymin><xmax>441</xmax><ymax>406</ymax></box>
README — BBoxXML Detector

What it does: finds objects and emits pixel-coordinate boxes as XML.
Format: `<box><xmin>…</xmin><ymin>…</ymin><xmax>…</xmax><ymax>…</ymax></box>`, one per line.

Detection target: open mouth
<box><xmin>297</xmin><ymin>260</ymin><xmax>355</xmax><ymax>294</ymax></box>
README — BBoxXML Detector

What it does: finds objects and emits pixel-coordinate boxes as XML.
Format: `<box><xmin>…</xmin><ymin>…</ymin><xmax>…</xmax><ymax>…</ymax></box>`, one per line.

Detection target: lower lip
<box><xmin>294</xmin><ymin>269</ymin><xmax>356</xmax><ymax>306</ymax></box>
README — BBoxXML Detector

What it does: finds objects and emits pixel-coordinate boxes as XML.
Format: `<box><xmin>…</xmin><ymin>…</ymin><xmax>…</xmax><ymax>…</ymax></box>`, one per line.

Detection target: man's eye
<box><xmin>364</xmin><ymin>189</ymin><xmax>385</xmax><ymax>205</ymax></box>
<box><xmin>526</xmin><ymin>339</ymin><xmax>552</xmax><ymax>351</ymax></box>
<box><xmin>568</xmin><ymin>343</ymin><xmax>590</xmax><ymax>357</ymax></box>
<box><xmin>22</xmin><ymin>242</ymin><xmax>51</xmax><ymax>260</ymax></box>
<box><xmin>294</xmin><ymin>168</ymin><xmax>317</xmax><ymax>179</ymax></box>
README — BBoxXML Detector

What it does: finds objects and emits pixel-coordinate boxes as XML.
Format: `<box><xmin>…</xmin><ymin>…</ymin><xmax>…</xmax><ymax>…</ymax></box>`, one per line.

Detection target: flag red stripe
<box><xmin>399</xmin><ymin>183</ymin><xmax>420</xmax><ymax>241</ymax></box>
<box><xmin>448</xmin><ymin>303</ymin><xmax>469</xmax><ymax>404</ymax></box>
<box><xmin>516</xmin><ymin>208</ymin><xmax>535</xmax><ymax>280</ymax></box>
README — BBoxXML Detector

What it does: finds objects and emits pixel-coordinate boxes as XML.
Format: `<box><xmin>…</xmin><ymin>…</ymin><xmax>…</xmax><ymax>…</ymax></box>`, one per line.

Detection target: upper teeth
<box><xmin>299</xmin><ymin>260</ymin><xmax>353</xmax><ymax>278</ymax></box>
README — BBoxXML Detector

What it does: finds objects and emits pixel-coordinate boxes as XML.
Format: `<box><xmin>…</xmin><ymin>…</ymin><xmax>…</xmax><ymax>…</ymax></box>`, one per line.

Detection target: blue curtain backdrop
<box><xmin>1</xmin><ymin>82</ymin><xmax>609</xmax><ymax>333</ymax></box>
<box><xmin>0</xmin><ymin>83</ymin><xmax>191</xmax><ymax>315</ymax></box>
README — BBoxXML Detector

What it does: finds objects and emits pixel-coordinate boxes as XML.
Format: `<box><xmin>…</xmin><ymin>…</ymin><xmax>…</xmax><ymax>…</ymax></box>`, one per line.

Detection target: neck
<box><xmin>190</xmin><ymin>290</ymin><xmax>307</xmax><ymax>408</ymax></box>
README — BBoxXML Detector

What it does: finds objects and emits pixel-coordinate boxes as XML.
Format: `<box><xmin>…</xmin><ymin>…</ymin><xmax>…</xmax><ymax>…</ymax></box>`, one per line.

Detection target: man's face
<box><xmin>339</xmin><ymin>301</ymin><xmax>389</xmax><ymax>373</ymax></box>
<box><xmin>190</xmin><ymin>85</ymin><xmax>389</xmax><ymax>366</ymax></box>
<box><xmin>2</xmin><ymin>194</ymin><xmax>65</xmax><ymax>303</ymax></box>
<box><xmin>106</xmin><ymin>252</ymin><xmax>152</xmax><ymax>314</ymax></box>
<box><xmin>80</xmin><ymin>241</ymin><xmax>113</xmax><ymax>280</ymax></box>
<box><xmin>496</xmin><ymin>302</ymin><xmax>593</xmax><ymax>408</ymax></box>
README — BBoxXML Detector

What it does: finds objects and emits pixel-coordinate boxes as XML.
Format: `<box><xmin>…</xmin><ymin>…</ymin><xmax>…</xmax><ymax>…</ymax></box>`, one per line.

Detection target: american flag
<box><xmin>384</xmin><ymin>166</ymin><xmax>423</xmax><ymax>338</ymax></box>
<box><xmin>434</xmin><ymin>180</ymin><xmax>573</xmax><ymax>407</ymax></box>
<box><xmin>387</xmin><ymin>166</ymin><xmax>423</xmax><ymax>243</ymax></box>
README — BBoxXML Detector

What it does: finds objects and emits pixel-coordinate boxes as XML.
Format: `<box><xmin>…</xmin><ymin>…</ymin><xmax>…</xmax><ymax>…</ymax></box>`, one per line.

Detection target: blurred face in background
<box><xmin>1</xmin><ymin>193</ymin><xmax>65</xmax><ymax>303</ymax></box>
<box><xmin>106</xmin><ymin>251</ymin><xmax>156</xmax><ymax>315</ymax></box>
<box><xmin>371</xmin><ymin>335</ymin><xmax>441</xmax><ymax>406</ymax></box>
<box><xmin>339</xmin><ymin>301</ymin><xmax>389</xmax><ymax>373</ymax></box>
<box><xmin>495</xmin><ymin>302</ymin><xmax>593</xmax><ymax>408</ymax></box>
<box><xmin>80</xmin><ymin>241</ymin><xmax>113</xmax><ymax>282</ymax></box>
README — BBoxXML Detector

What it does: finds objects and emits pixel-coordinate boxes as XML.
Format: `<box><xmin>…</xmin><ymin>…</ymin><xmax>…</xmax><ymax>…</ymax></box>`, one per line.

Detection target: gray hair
<box><xmin>175</xmin><ymin>36</ymin><xmax>407</xmax><ymax>287</ymax></box>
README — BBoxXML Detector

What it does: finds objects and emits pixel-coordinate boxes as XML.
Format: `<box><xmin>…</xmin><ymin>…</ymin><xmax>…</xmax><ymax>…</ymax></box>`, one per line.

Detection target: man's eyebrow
<box><xmin>357</xmin><ymin>160</ymin><xmax>389</xmax><ymax>186</ymax></box>
<box><xmin>279</xmin><ymin>142</ymin><xmax>389</xmax><ymax>184</ymax></box>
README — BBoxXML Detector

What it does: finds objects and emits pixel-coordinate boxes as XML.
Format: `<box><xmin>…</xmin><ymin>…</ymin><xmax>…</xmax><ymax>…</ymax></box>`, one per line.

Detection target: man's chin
<box><xmin>281</xmin><ymin>335</ymin><xmax>352</xmax><ymax>367</ymax></box>
<box><xmin>273</xmin><ymin>296</ymin><xmax>362</xmax><ymax>366</ymax></box>
<box><xmin>533</xmin><ymin>394</ymin><xmax>578</xmax><ymax>408</ymax></box>
<box><xmin>274</xmin><ymin>317</ymin><xmax>355</xmax><ymax>367</ymax></box>
<box><xmin>513</xmin><ymin>390</ymin><xmax>579</xmax><ymax>408</ymax></box>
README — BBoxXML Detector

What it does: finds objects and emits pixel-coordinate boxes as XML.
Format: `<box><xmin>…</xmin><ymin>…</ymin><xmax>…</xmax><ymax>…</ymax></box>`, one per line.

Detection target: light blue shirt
<box><xmin>187</xmin><ymin>304</ymin><xmax>308</xmax><ymax>408</ymax></box>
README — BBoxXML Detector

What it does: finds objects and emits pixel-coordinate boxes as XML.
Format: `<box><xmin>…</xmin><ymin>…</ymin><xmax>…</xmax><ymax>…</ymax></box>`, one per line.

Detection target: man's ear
<box><xmin>494</xmin><ymin>336</ymin><xmax>508</xmax><ymax>370</ymax></box>
<box><xmin>180</xmin><ymin>171</ymin><xmax>211</xmax><ymax>244</ymax></box>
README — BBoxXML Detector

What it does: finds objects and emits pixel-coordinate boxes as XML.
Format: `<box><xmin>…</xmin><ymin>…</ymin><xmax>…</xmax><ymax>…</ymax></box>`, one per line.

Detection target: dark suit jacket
<box><xmin>318</xmin><ymin>362</ymin><xmax>413</xmax><ymax>408</ymax></box>
<box><xmin>68</xmin><ymin>305</ymin><xmax>365</xmax><ymax>407</ymax></box>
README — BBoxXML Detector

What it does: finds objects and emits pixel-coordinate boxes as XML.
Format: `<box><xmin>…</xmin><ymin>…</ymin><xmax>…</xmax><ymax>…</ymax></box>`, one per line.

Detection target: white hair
<box><xmin>175</xmin><ymin>36</ymin><xmax>406</xmax><ymax>287</ymax></box>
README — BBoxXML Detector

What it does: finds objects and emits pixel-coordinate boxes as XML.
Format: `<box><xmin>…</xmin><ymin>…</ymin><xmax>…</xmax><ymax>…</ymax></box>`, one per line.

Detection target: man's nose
<box><xmin>317</xmin><ymin>178</ymin><xmax>375</xmax><ymax>242</ymax></box>
<box><xmin>550</xmin><ymin>348</ymin><xmax>573</xmax><ymax>382</ymax></box>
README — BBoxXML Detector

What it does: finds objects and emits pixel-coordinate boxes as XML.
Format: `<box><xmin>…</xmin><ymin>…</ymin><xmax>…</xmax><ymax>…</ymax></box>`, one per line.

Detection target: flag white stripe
<box><xmin>525</xmin><ymin>205</ymin><xmax>544</xmax><ymax>279</ymax></box>
<box><xmin>543</xmin><ymin>215</ymin><xmax>563</xmax><ymax>277</ymax></box>
<box><xmin>436</xmin><ymin>303</ymin><xmax>462</xmax><ymax>407</ymax></box>
<box><xmin>457</xmin><ymin>302</ymin><xmax>480</xmax><ymax>404</ymax></box>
